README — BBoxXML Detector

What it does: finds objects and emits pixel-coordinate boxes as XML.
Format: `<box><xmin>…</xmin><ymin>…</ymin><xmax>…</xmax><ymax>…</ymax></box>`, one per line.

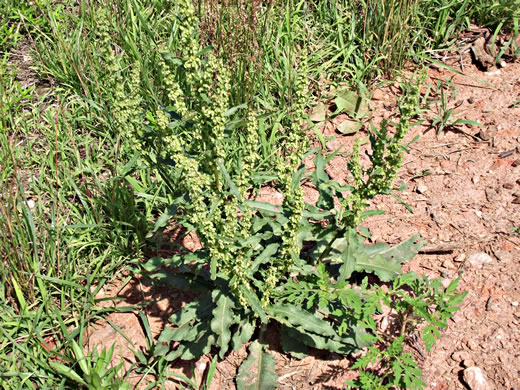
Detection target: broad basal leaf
<box><xmin>354</xmin><ymin>252</ymin><xmax>401</xmax><ymax>282</ymax></box>
<box><xmin>338</xmin><ymin>228</ymin><xmax>361</xmax><ymax>283</ymax></box>
<box><xmin>280</xmin><ymin>326</ymin><xmax>308</xmax><ymax>359</ymax></box>
<box><xmin>289</xmin><ymin>326</ymin><xmax>358</xmax><ymax>354</ymax></box>
<box><xmin>231</xmin><ymin>319</ymin><xmax>256</xmax><ymax>351</ymax></box>
<box><xmin>376</xmin><ymin>234</ymin><xmax>425</xmax><ymax>264</ymax></box>
<box><xmin>268</xmin><ymin>304</ymin><xmax>336</xmax><ymax>337</ymax></box>
<box><xmin>239</xmin><ymin>286</ymin><xmax>267</xmax><ymax>323</ymax></box>
<box><xmin>210</xmin><ymin>291</ymin><xmax>236</xmax><ymax>358</ymax></box>
<box><xmin>236</xmin><ymin>341</ymin><xmax>278</xmax><ymax>390</ymax></box>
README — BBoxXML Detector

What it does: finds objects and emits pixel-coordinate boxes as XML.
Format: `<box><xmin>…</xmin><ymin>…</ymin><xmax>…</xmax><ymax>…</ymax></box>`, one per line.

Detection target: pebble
<box><xmin>442</xmin><ymin>259</ymin><xmax>454</xmax><ymax>269</ymax></box>
<box><xmin>462</xmin><ymin>359</ymin><xmax>475</xmax><ymax>368</ymax></box>
<box><xmin>451</xmin><ymin>350</ymin><xmax>470</xmax><ymax>362</ymax></box>
<box><xmin>466</xmin><ymin>340</ymin><xmax>479</xmax><ymax>351</ymax></box>
<box><xmin>485</xmin><ymin>188</ymin><xmax>498</xmax><ymax>202</ymax></box>
<box><xmin>468</xmin><ymin>252</ymin><xmax>493</xmax><ymax>268</ymax></box>
<box><xmin>462</xmin><ymin>366</ymin><xmax>494</xmax><ymax>390</ymax></box>
<box><xmin>416</xmin><ymin>182</ymin><xmax>428</xmax><ymax>194</ymax></box>
<box><xmin>325</xmin><ymin>140</ymin><xmax>342</xmax><ymax>152</ymax></box>
<box><xmin>27</xmin><ymin>199</ymin><xmax>35</xmax><ymax>209</ymax></box>
<box><xmin>454</xmin><ymin>253</ymin><xmax>466</xmax><ymax>262</ymax></box>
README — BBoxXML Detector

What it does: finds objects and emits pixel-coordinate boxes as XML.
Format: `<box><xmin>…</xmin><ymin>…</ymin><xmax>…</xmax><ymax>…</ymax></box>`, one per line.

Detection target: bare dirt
<box><xmin>86</xmin><ymin>57</ymin><xmax>520</xmax><ymax>389</ymax></box>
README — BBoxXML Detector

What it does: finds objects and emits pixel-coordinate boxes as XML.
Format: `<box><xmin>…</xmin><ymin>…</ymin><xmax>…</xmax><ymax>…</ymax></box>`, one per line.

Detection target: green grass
<box><xmin>0</xmin><ymin>0</ymin><xmax>518</xmax><ymax>388</ymax></box>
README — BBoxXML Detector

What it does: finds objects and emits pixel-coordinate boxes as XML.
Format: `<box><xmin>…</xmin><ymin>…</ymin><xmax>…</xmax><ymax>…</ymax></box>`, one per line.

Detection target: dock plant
<box><xmin>102</xmin><ymin>2</ymin><xmax>468</xmax><ymax>388</ymax></box>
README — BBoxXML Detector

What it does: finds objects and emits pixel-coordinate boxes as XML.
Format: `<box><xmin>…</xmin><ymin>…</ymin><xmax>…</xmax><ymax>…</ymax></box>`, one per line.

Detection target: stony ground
<box><xmin>86</xmin><ymin>56</ymin><xmax>520</xmax><ymax>389</ymax></box>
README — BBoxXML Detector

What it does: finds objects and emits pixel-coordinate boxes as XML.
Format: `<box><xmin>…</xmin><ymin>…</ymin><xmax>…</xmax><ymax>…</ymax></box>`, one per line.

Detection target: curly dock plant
<box><xmin>104</xmin><ymin>2</ymin><xmax>466</xmax><ymax>387</ymax></box>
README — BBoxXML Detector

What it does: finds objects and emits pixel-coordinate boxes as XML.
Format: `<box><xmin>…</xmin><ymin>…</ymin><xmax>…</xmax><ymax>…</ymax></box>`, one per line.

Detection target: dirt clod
<box><xmin>463</xmin><ymin>366</ymin><xmax>494</xmax><ymax>390</ymax></box>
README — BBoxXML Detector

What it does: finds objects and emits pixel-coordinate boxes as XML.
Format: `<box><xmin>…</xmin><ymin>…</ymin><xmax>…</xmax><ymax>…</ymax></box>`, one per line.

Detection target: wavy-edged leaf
<box><xmin>338</xmin><ymin>228</ymin><xmax>360</xmax><ymax>283</ymax></box>
<box><xmin>216</xmin><ymin>160</ymin><xmax>241</xmax><ymax>201</ymax></box>
<box><xmin>239</xmin><ymin>286</ymin><xmax>267</xmax><ymax>323</ymax></box>
<box><xmin>280</xmin><ymin>327</ymin><xmax>308</xmax><ymax>359</ymax></box>
<box><xmin>354</xmin><ymin>253</ymin><xmax>401</xmax><ymax>282</ymax></box>
<box><xmin>245</xmin><ymin>200</ymin><xmax>284</xmax><ymax>215</ymax></box>
<box><xmin>169</xmin><ymin>294</ymin><xmax>214</xmax><ymax>324</ymax></box>
<box><xmin>210</xmin><ymin>292</ymin><xmax>236</xmax><ymax>358</ymax></box>
<box><xmin>288</xmin><ymin>326</ymin><xmax>357</xmax><ymax>354</ymax></box>
<box><xmin>250</xmin><ymin>244</ymin><xmax>279</xmax><ymax>273</ymax></box>
<box><xmin>236</xmin><ymin>341</ymin><xmax>277</xmax><ymax>390</ymax></box>
<box><xmin>231</xmin><ymin>319</ymin><xmax>256</xmax><ymax>351</ymax></box>
<box><xmin>377</xmin><ymin>234</ymin><xmax>425</xmax><ymax>264</ymax></box>
<box><xmin>181</xmin><ymin>333</ymin><xmax>216</xmax><ymax>360</ymax></box>
<box><xmin>268</xmin><ymin>304</ymin><xmax>336</xmax><ymax>337</ymax></box>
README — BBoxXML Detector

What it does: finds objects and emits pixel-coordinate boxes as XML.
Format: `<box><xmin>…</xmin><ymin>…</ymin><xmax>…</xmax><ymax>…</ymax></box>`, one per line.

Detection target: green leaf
<box><xmin>280</xmin><ymin>327</ymin><xmax>308</xmax><ymax>359</ymax></box>
<box><xmin>355</xmin><ymin>253</ymin><xmax>402</xmax><ymax>282</ymax></box>
<box><xmin>239</xmin><ymin>286</ymin><xmax>267</xmax><ymax>323</ymax></box>
<box><xmin>245</xmin><ymin>200</ymin><xmax>284</xmax><ymax>215</ymax></box>
<box><xmin>71</xmin><ymin>340</ymin><xmax>89</xmax><ymax>376</ymax></box>
<box><xmin>225</xmin><ymin>103</ymin><xmax>247</xmax><ymax>117</ymax></box>
<box><xmin>289</xmin><ymin>326</ymin><xmax>358</xmax><ymax>354</ymax></box>
<box><xmin>49</xmin><ymin>362</ymin><xmax>87</xmax><ymax>385</ymax></box>
<box><xmin>216</xmin><ymin>160</ymin><xmax>241</xmax><ymax>201</ymax></box>
<box><xmin>169</xmin><ymin>294</ymin><xmax>214</xmax><ymax>324</ymax></box>
<box><xmin>309</xmin><ymin>101</ymin><xmax>327</xmax><ymax>122</ymax></box>
<box><xmin>250</xmin><ymin>244</ymin><xmax>279</xmax><ymax>273</ymax></box>
<box><xmin>333</xmin><ymin>90</ymin><xmax>368</xmax><ymax>118</ymax></box>
<box><xmin>377</xmin><ymin>235</ymin><xmax>425</xmax><ymax>264</ymax></box>
<box><xmin>268</xmin><ymin>304</ymin><xmax>336</xmax><ymax>337</ymax></box>
<box><xmin>210</xmin><ymin>291</ymin><xmax>236</xmax><ymax>358</ymax></box>
<box><xmin>236</xmin><ymin>341</ymin><xmax>278</xmax><ymax>390</ymax></box>
<box><xmin>338</xmin><ymin>228</ymin><xmax>360</xmax><ymax>282</ymax></box>
<box><xmin>180</xmin><ymin>333</ymin><xmax>216</xmax><ymax>360</ymax></box>
<box><xmin>337</xmin><ymin>119</ymin><xmax>362</xmax><ymax>134</ymax></box>
<box><xmin>231</xmin><ymin>319</ymin><xmax>256</xmax><ymax>351</ymax></box>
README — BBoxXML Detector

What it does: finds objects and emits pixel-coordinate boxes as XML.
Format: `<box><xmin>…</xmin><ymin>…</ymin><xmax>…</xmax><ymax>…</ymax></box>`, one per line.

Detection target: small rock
<box><xmin>451</xmin><ymin>350</ymin><xmax>470</xmax><ymax>362</ymax></box>
<box><xmin>454</xmin><ymin>253</ymin><xmax>466</xmax><ymax>262</ymax></box>
<box><xmin>468</xmin><ymin>97</ymin><xmax>475</xmax><ymax>104</ymax></box>
<box><xmin>325</xmin><ymin>140</ymin><xmax>342</xmax><ymax>152</ymax></box>
<box><xmin>479</xmin><ymin>125</ymin><xmax>497</xmax><ymax>141</ymax></box>
<box><xmin>27</xmin><ymin>199</ymin><xmax>35</xmax><ymax>209</ymax></box>
<box><xmin>197</xmin><ymin>362</ymin><xmax>207</xmax><ymax>371</ymax></box>
<box><xmin>512</xmin><ymin>301</ymin><xmax>519</xmax><ymax>307</ymax></box>
<box><xmin>466</xmin><ymin>340</ymin><xmax>479</xmax><ymax>351</ymax></box>
<box><xmin>513</xmin><ymin>159</ymin><xmax>520</xmax><ymax>167</ymax></box>
<box><xmin>416</xmin><ymin>182</ymin><xmax>428</xmax><ymax>194</ymax></box>
<box><xmin>472</xmin><ymin>176</ymin><xmax>480</xmax><ymax>184</ymax></box>
<box><xmin>468</xmin><ymin>252</ymin><xmax>493</xmax><ymax>268</ymax></box>
<box><xmin>463</xmin><ymin>366</ymin><xmax>494</xmax><ymax>390</ymax></box>
<box><xmin>503</xmin><ymin>182</ymin><xmax>514</xmax><ymax>189</ymax></box>
<box><xmin>485</xmin><ymin>188</ymin><xmax>498</xmax><ymax>202</ymax></box>
<box><xmin>462</xmin><ymin>359</ymin><xmax>475</xmax><ymax>368</ymax></box>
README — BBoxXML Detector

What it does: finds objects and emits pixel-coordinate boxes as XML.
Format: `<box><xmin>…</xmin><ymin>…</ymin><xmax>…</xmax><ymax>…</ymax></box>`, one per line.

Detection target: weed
<box><xmin>425</xmin><ymin>76</ymin><xmax>481</xmax><ymax>135</ymax></box>
<box><xmin>50</xmin><ymin>341</ymin><xmax>130</xmax><ymax>390</ymax></box>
